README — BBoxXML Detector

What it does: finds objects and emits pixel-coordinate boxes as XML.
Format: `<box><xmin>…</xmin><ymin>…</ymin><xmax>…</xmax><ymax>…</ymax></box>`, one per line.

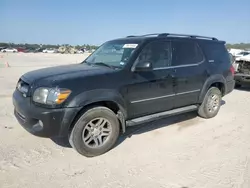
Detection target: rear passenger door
<box><xmin>171</xmin><ymin>40</ymin><xmax>206</xmax><ymax>108</ymax></box>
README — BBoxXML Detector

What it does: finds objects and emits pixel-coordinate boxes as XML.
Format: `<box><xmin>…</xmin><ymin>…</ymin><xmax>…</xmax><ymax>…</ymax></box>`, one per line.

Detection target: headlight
<box><xmin>33</xmin><ymin>87</ymin><xmax>71</xmax><ymax>105</ymax></box>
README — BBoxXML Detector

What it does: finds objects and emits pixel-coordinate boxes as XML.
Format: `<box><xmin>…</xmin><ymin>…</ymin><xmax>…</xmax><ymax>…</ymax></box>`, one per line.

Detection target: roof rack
<box><xmin>127</xmin><ymin>33</ymin><xmax>160</xmax><ymax>38</ymax></box>
<box><xmin>126</xmin><ymin>33</ymin><xmax>218</xmax><ymax>41</ymax></box>
<box><xmin>158</xmin><ymin>33</ymin><xmax>218</xmax><ymax>41</ymax></box>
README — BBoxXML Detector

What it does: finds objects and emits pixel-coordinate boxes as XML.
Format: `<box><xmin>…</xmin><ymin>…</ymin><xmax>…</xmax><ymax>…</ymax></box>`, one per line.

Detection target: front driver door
<box><xmin>126</xmin><ymin>40</ymin><xmax>175</xmax><ymax>119</ymax></box>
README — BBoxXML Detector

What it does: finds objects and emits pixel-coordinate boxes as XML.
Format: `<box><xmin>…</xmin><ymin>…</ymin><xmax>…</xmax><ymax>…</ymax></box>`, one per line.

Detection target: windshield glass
<box><xmin>83</xmin><ymin>41</ymin><xmax>140</xmax><ymax>68</ymax></box>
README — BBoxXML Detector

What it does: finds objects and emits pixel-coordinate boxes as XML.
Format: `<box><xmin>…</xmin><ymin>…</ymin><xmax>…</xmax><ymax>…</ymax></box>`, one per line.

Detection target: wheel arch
<box><xmin>67</xmin><ymin>89</ymin><xmax>127</xmax><ymax>134</ymax></box>
<box><xmin>199</xmin><ymin>74</ymin><xmax>226</xmax><ymax>103</ymax></box>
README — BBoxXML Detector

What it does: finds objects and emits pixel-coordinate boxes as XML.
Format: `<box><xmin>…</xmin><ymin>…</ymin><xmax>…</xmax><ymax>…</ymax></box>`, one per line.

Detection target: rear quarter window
<box><xmin>200</xmin><ymin>42</ymin><xmax>230</xmax><ymax>64</ymax></box>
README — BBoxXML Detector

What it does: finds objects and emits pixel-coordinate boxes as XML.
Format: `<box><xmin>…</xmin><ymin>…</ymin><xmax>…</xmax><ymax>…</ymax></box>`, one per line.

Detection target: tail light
<box><xmin>230</xmin><ymin>65</ymin><xmax>235</xmax><ymax>76</ymax></box>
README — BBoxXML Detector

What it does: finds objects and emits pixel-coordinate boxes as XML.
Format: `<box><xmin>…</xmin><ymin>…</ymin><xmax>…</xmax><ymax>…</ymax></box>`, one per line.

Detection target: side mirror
<box><xmin>134</xmin><ymin>61</ymin><xmax>153</xmax><ymax>72</ymax></box>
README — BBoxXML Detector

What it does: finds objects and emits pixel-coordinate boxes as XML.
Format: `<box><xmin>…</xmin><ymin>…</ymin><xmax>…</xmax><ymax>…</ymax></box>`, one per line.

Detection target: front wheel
<box><xmin>69</xmin><ymin>106</ymin><xmax>120</xmax><ymax>157</ymax></box>
<box><xmin>198</xmin><ymin>87</ymin><xmax>222</xmax><ymax>119</ymax></box>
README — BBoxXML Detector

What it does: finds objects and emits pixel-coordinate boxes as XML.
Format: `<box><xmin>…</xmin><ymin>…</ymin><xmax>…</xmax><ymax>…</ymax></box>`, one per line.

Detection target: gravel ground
<box><xmin>0</xmin><ymin>53</ymin><xmax>250</xmax><ymax>188</ymax></box>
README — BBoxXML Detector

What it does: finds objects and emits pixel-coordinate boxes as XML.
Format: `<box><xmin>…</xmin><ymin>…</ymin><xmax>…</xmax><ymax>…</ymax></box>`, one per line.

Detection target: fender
<box><xmin>67</xmin><ymin>89</ymin><xmax>128</xmax><ymax>132</ymax></box>
<box><xmin>198</xmin><ymin>74</ymin><xmax>226</xmax><ymax>103</ymax></box>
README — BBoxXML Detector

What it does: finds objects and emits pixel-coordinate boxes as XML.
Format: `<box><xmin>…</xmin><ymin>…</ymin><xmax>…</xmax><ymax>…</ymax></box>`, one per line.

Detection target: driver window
<box><xmin>135</xmin><ymin>41</ymin><xmax>171</xmax><ymax>69</ymax></box>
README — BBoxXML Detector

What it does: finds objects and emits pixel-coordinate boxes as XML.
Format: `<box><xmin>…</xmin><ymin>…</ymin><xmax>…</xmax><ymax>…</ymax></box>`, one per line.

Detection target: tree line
<box><xmin>0</xmin><ymin>42</ymin><xmax>99</xmax><ymax>50</ymax></box>
<box><xmin>1</xmin><ymin>42</ymin><xmax>250</xmax><ymax>51</ymax></box>
<box><xmin>225</xmin><ymin>43</ymin><xmax>250</xmax><ymax>50</ymax></box>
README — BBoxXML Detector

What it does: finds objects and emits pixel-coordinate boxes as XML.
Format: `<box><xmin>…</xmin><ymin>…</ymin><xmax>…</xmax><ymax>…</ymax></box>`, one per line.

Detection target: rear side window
<box><xmin>172</xmin><ymin>40</ymin><xmax>204</xmax><ymax>66</ymax></box>
<box><xmin>201</xmin><ymin>42</ymin><xmax>230</xmax><ymax>64</ymax></box>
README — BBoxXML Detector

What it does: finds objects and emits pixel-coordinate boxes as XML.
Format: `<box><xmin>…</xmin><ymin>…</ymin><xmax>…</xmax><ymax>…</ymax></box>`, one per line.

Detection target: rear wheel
<box><xmin>198</xmin><ymin>87</ymin><xmax>222</xmax><ymax>119</ymax></box>
<box><xmin>69</xmin><ymin>106</ymin><xmax>120</xmax><ymax>157</ymax></box>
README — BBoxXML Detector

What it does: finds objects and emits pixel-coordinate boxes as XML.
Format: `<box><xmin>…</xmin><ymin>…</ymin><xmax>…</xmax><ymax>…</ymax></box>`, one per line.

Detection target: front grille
<box><xmin>17</xmin><ymin>78</ymin><xmax>30</xmax><ymax>97</ymax></box>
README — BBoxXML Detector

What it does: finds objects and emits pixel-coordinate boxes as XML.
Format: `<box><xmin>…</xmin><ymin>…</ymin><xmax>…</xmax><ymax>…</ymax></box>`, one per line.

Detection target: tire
<box><xmin>69</xmin><ymin>106</ymin><xmax>120</xmax><ymax>157</ymax></box>
<box><xmin>198</xmin><ymin>87</ymin><xmax>222</xmax><ymax>119</ymax></box>
<box><xmin>235</xmin><ymin>83</ymin><xmax>241</xmax><ymax>88</ymax></box>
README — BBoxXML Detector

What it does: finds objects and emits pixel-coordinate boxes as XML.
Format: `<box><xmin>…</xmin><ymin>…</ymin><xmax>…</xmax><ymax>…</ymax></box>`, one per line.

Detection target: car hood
<box><xmin>237</xmin><ymin>55</ymin><xmax>250</xmax><ymax>62</ymax></box>
<box><xmin>22</xmin><ymin>63</ymin><xmax>114</xmax><ymax>84</ymax></box>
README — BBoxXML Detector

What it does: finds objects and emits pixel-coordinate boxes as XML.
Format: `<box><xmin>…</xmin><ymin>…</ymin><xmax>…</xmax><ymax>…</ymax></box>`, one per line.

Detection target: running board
<box><xmin>126</xmin><ymin>105</ymin><xmax>198</xmax><ymax>127</ymax></box>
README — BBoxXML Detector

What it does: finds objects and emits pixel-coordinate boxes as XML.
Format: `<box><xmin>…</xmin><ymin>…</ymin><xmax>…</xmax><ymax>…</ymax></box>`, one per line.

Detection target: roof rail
<box><xmin>158</xmin><ymin>33</ymin><xmax>218</xmax><ymax>40</ymax></box>
<box><xmin>126</xmin><ymin>34</ymin><xmax>160</xmax><ymax>38</ymax></box>
<box><xmin>127</xmin><ymin>33</ymin><xmax>218</xmax><ymax>41</ymax></box>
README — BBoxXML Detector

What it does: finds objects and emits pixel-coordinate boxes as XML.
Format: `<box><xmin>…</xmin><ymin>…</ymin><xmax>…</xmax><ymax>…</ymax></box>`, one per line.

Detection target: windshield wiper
<box><xmin>81</xmin><ymin>60</ymin><xmax>90</xmax><ymax>64</ymax></box>
<box><xmin>83</xmin><ymin>61</ymin><xmax>119</xmax><ymax>69</ymax></box>
<box><xmin>94</xmin><ymin>62</ymin><xmax>114</xmax><ymax>69</ymax></box>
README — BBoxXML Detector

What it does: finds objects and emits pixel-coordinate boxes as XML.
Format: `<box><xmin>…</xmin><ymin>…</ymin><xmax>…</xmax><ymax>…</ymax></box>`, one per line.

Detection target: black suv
<box><xmin>12</xmin><ymin>33</ymin><xmax>235</xmax><ymax>157</ymax></box>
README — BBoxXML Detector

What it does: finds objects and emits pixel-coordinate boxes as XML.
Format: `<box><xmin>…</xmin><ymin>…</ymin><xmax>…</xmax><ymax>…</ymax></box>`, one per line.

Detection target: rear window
<box><xmin>172</xmin><ymin>40</ymin><xmax>204</xmax><ymax>66</ymax></box>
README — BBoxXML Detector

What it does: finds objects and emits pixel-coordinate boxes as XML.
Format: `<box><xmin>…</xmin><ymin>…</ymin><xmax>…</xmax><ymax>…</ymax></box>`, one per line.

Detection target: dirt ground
<box><xmin>0</xmin><ymin>53</ymin><xmax>250</xmax><ymax>188</ymax></box>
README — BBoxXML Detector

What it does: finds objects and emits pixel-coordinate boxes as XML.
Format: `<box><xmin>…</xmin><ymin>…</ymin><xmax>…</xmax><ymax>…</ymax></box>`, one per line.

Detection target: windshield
<box><xmin>237</xmin><ymin>51</ymin><xmax>249</xmax><ymax>56</ymax></box>
<box><xmin>83</xmin><ymin>41</ymin><xmax>140</xmax><ymax>69</ymax></box>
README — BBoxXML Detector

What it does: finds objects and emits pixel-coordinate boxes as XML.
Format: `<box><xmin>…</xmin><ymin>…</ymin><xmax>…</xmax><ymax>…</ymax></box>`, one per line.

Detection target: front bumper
<box><xmin>234</xmin><ymin>73</ymin><xmax>250</xmax><ymax>85</ymax></box>
<box><xmin>12</xmin><ymin>90</ymin><xmax>80</xmax><ymax>138</ymax></box>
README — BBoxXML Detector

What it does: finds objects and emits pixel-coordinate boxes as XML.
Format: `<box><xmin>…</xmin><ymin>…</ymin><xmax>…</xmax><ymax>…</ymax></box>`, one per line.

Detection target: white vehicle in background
<box><xmin>234</xmin><ymin>54</ymin><xmax>250</xmax><ymax>87</ymax></box>
<box><xmin>76</xmin><ymin>50</ymin><xmax>84</xmax><ymax>54</ymax></box>
<box><xmin>236</xmin><ymin>54</ymin><xmax>250</xmax><ymax>63</ymax></box>
<box><xmin>228</xmin><ymin>48</ymin><xmax>244</xmax><ymax>56</ymax></box>
<box><xmin>235</xmin><ymin>51</ymin><xmax>250</xmax><ymax>61</ymax></box>
<box><xmin>232</xmin><ymin>54</ymin><xmax>250</xmax><ymax>72</ymax></box>
<box><xmin>1</xmin><ymin>48</ymin><xmax>18</xmax><ymax>53</ymax></box>
<box><xmin>42</xmin><ymin>48</ymin><xmax>56</xmax><ymax>53</ymax></box>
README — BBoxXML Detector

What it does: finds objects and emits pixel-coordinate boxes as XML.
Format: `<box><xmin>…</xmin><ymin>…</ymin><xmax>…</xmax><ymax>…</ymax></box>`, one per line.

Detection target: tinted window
<box><xmin>202</xmin><ymin>42</ymin><xmax>230</xmax><ymax>64</ymax></box>
<box><xmin>135</xmin><ymin>40</ymin><xmax>171</xmax><ymax>68</ymax></box>
<box><xmin>172</xmin><ymin>41</ymin><xmax>204</xmax><ymax>66</ymax></box>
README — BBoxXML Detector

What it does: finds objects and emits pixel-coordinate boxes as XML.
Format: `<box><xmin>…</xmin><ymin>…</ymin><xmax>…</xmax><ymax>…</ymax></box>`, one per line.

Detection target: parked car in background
<box><xmin>0</xmin><ymin>47</ymin><xmax>7</xmax><ymax>51</ymax></box>
<box><xmin>42</xmin><ymin>48</ymin><xmax>56</xmax><ymax>53</ymax></box>
<box><xmin>235</xmin><ymin>51</ymin><xmax>250</xmax><ymax>61</ymax></box>
<box><xmin>234</xmin><ymin>54</ymin><xmax>250</xmax><ymax>87</ymax></box>
<box><xmin>1</xmin><ymin>48</ymin><xmax>18</xmax><ymax>53</ymax></box>
<box><xmin>34</xmin><ymin>48</ymin><xmax>45</xmax><ymax>53</ymax></box>
<box><xmin>76</xmin><ymin>49</ymin><xmax>84</xmax><ymax>54</ymax></box>
<box><xmin>17</xmin><ymin>47</ymin><xmax>30</xmax><ymax>53</ymax></box>
<box><xmin>228</xmin><ymin>48</ymin><xmax>244</xmax><ymax>56</ymax></box>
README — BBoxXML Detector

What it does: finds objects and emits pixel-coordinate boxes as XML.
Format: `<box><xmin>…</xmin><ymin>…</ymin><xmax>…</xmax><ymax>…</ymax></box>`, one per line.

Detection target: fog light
<box><xmin>32</xmin><ymin>120</ymin><xmax>44</xmax><ymax>131</ymax></box>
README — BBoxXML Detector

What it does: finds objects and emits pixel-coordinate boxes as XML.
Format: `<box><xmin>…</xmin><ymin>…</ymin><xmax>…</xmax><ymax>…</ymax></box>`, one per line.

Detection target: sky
<box><xmin>1</xmin><ymin>0</ymin><xmax>250</xmax><ymax>45</ymax></box>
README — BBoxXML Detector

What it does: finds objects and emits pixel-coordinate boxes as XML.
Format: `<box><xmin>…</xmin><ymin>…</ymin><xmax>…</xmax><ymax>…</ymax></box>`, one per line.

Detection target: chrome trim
<box><xmin>176</xmin><ymin>89</ymin><xmax>200</xmax><ymax>95</ymax></box>
<box><xmin>130</xmin><ymin>89</ymin><xmax>200</xmax><ymax>104</ymax></box>
<box><xmin>153</xmin><ymin>63</ymin><xmax>200</xmax><ymax>70</ymax></box>
<box><xmin>131</xmin><ymin>94</ymin><xmax>175</xmax><ymax>104</ymax></box>
<box><xmin>153</xmin><ymin>57</ymin><xmax>205</xmax><ymax>70</ymax></box>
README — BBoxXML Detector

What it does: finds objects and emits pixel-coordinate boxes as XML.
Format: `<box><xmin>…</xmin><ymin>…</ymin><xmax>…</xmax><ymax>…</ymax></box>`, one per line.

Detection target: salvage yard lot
<box><xmin>0</xmin><ymin>53</ymin><xmax>250</xmax><ymax>188</ymax></box>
